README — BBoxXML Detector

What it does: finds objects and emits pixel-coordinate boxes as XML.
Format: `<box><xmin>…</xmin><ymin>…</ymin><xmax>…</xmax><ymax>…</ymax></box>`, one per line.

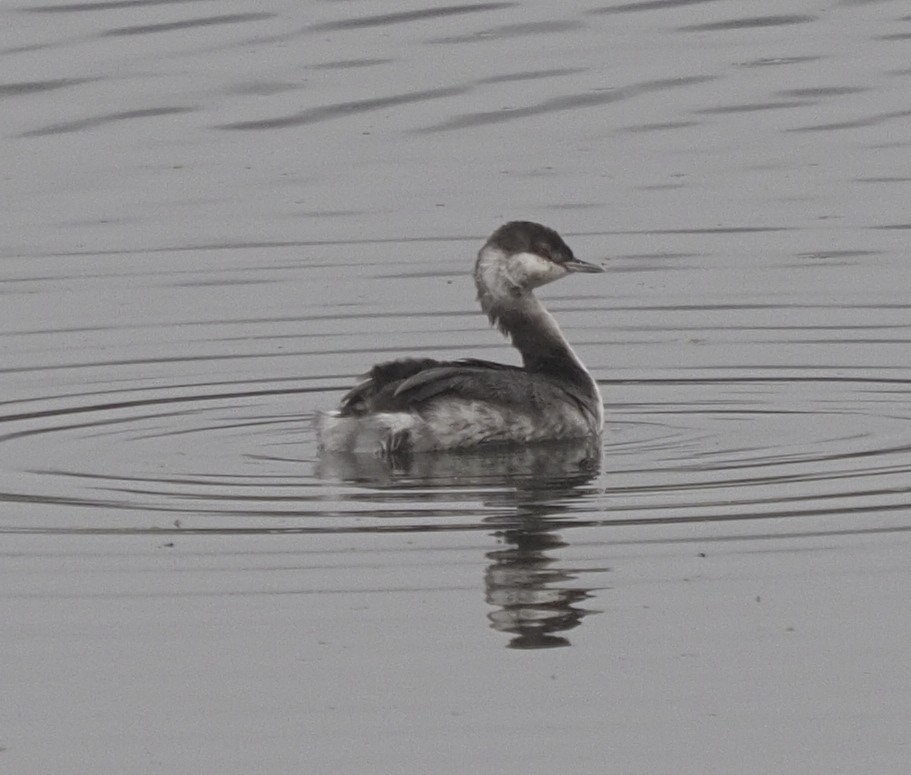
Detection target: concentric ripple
<box><xmin>3</xmin><ymin>371</ymin><xmax>911</xmax><ymax>540</ymax></box>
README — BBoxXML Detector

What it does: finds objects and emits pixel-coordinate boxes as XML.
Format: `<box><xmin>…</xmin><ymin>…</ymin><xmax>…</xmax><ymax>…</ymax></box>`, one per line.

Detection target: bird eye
<box><xmin>534</xmin><ymin>244</ymin><xmax>553</xmax><ymax>261</ymax></box>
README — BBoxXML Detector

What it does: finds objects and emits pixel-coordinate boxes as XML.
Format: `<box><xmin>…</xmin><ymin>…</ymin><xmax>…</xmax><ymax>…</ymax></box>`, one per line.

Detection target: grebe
<box><xmin>316</xmin><ymin>221</ymin><xmax>604</xmax><ymax>455</ymax></box>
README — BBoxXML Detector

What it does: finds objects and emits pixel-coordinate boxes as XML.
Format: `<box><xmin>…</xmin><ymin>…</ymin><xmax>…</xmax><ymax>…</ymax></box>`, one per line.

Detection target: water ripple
<box><xmin>680</xmin><ymin>15</ymin><xmax>817</xmax><ymax>32</ymax></box>
<box><xmin>419</xmin><ymin>76</ymin><xmax>713</xmax><ymax>132</ymax></box>
<box><xmin>99</xmin><ymin>12</ymin><xmax>274</xmax><ymax>36</ymax></box>
<box><xmin>308</xmin><ymin>3</ymin><xmax>516</xmax><ymax>32</ymax></box>
<box><xmin>22</xmin><ymin>0</ymin><xmax>213</xmax><ymax>12</ymax></box>
<box><xmin>2</xmin><ymin>372</ymin><xmax>910</xmax><ymax>538</ymax></box>
<box><xmin>19</xmin><ymin>107</ymin><xmax>194</xmax><ymax>138</ymax></box>
<box><xmin>217</xmin><ymin>87</ymin><xmax>468</xmax><ymax>131</ymax></box>
<box><xmin>788</xmin><ymin>107</ymin><xmax>911</xmax><ymax>132</ymax></box>
<box><xmin>0</xmin><ymin>78</ymin><xmax>93</xmax><ymax>97</ymax></box>
<box><xmin>428</xmin><ymin>20</ymin><xmax>584</xmax><ymax>44</ymax></box>
<box><xmin>590</xmin><ymin>0</ymin><xmax>723</xmax><ymax>14</ymax></box>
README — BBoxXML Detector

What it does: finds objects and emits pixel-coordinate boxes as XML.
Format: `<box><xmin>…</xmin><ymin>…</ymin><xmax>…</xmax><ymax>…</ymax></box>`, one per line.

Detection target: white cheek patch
<box><xmin>510</xmin><ymin>252</ymin><xmax>562</xmax><ymax>286</ymax></box>
<box><xmin>477</xmin><ymin>247</ymin><xmax>510</xmax><ymax>292</ymax></box>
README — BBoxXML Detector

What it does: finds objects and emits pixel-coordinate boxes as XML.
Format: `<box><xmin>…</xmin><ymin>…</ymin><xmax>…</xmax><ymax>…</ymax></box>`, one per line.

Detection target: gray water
<box><xmin>2</xmin><ymin>1</ymin><xmax>910</xmax><ymax>773</ymax></box>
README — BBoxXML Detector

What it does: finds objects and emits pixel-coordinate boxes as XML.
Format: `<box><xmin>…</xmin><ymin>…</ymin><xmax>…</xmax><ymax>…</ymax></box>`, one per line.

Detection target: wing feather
<box><xmin>337</xmin><ymin>357</ymin><xmax>595</xmax><ymax>421</ymax></box>
<box><xmin>339</xmin><ymin>357</ymin><xmax>441</xmax><ymax>415</ymax></box>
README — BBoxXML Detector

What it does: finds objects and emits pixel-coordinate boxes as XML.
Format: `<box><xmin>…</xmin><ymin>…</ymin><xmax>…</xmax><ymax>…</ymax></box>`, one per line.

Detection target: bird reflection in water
<box><xmin>486</xmin><ymin>527</ymin><xmax>592</xmax><ymax>650</ymax></box>
<box><xmin>316</xmin><ymin>437</ymin><xmax>603</xmax><ymax>649</ymax></box>
<box><xmin>481</xmin><ymin>440</ymin><xmax>601</xmax><ymax>649</ymax></box>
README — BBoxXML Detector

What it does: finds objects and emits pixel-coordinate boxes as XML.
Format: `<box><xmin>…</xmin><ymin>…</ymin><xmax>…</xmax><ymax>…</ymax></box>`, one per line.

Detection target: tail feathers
<box><xmin>315</xmin><ymin>411</ymin><xmax>418</xmax><ymax>455</ymax></box>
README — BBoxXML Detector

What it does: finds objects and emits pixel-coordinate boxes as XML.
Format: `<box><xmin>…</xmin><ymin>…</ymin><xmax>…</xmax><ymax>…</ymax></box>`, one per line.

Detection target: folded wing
<box><xmin>339</xmin><ymin>357</ymin><xmax>592</xmax><ymax>419</ymax></box>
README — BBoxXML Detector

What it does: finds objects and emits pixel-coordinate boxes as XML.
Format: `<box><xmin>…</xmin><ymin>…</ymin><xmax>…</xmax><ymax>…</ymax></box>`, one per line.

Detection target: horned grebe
<box><xmin>316</xmin><ymin>221</ymin><xmax>604</xmax><ymax>455</ymax></box>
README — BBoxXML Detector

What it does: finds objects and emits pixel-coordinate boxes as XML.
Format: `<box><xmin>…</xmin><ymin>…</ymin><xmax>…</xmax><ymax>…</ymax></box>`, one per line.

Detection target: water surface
<box><xmin>2</xmin><ymin>1</ymin><xmax>910</xmax><ymax>773</ymax></box>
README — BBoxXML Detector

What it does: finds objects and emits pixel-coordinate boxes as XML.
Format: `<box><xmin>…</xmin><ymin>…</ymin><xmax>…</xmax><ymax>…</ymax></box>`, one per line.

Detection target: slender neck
<box><xmin>474</xmin><ymin>244</ymin><xmax>595</xmax><ymax>386</ymax></box>
<box><xmin>473</xmin><ymin>244</ymin><xmax>603</xmax><ymax>430</ymax></box>
<box><xmin>479</xmin><ymin>290</ymin><xmax>589</xmax><ymax>379</ymax></box>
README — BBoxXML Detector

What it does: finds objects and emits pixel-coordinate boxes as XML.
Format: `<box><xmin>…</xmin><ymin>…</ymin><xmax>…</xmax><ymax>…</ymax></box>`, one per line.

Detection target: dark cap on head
<box><xmin>486</xmin><ymin>221</ymin><xmax>575</xmax><ymax>265</ymax></box>
<box><xmin>486</xmin><ymin>221</ymin><xmax>603</xmax><ymax>273</ymax></box>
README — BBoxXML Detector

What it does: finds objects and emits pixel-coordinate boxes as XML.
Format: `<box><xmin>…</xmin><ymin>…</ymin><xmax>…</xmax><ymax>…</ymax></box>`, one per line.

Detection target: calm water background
<box><xmin>2</xmin><ymin>1</ymin><xmax>910</xmax><ymax>772</ymax></box>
